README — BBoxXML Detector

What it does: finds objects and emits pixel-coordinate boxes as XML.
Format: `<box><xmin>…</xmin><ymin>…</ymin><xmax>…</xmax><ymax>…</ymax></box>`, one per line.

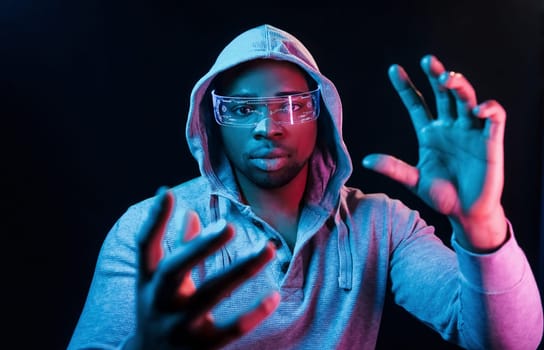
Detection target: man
<box><xmin>68</xmin><ymin>24</ymin><xmax>543</xmax><ymax>349</ymax></box>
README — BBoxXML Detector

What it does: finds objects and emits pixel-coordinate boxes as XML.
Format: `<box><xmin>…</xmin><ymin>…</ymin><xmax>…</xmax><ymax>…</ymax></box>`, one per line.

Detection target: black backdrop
<box><xmin>3</xmin><ymin>1</ymin><xmax>543</xmax><ymax>349</ymax></box>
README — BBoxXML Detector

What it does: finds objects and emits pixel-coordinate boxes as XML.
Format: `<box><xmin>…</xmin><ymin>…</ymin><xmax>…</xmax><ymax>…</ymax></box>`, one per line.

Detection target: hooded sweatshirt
<box><xmin>68</xmin><ymin>24</ymin><xmax>543</xmax><ymax>350</ymax></box>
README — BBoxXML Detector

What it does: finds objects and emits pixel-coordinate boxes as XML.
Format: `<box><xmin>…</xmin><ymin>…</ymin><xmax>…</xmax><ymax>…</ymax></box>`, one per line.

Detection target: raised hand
<box><xmin>127</xmin><ymin>188</ymin><xmax>280</xmax><ymax>349</ymax></box>
<box><xmin>362</xmin><ymin>55</ymin><xmax>507</xmax><ymax>252</ymax></box>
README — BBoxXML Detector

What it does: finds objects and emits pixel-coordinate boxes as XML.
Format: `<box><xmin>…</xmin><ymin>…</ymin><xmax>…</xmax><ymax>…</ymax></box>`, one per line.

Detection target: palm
<box><xmin>416</xmin><ymin>121</ymin><xmax>488</xmax><ymax>216</ymax></box>
<box><xmin>133</xmin><ymin>192</ymin><xmax>280</xmax><ymax>349</ymax></box>
<box><xmin>363</xmin><ymin>54</ymin><xmax>505</xmax><ymax>224</ymax></box>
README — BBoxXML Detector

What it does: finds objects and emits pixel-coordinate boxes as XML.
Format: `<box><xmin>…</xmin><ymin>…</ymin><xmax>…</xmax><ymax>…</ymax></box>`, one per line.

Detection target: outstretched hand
<box><xmin>362</xmin><ymin>55</ymin><xmax>507</xmax><ymax>252</ymax></box>
<box><xmin>127</xmin><ymin>188</ymin><xmax>280</xmax><ymax>350</ymax></box>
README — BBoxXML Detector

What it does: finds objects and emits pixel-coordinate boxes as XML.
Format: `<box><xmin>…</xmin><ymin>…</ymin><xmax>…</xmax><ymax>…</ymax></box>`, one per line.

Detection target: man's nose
<box><xmin>252</xmin><ymin>113</ymin><xmax>284</xmax><ymax>138</ymax></box>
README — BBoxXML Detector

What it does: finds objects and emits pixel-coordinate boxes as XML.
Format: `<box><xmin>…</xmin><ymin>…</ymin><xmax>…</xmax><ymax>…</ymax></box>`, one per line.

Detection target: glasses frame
<box><xmin>211</xmin><ymin>86</ymin><xmax>321</xmax><ymax>127</ymax></box>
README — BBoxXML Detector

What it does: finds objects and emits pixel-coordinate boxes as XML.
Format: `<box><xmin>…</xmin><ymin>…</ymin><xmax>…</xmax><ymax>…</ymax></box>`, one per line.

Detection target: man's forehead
<box><xmin>215</xmin><ymin>59</ymin><xmax>312</xmax><ymax>94</ymax></box>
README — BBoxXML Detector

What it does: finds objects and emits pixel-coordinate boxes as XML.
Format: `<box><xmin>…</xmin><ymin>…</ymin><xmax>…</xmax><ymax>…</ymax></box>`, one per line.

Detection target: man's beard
<box><xmin>239</xmin><ymin>160</ymin><xmax>308</xmax><ymax>190</ymax></box>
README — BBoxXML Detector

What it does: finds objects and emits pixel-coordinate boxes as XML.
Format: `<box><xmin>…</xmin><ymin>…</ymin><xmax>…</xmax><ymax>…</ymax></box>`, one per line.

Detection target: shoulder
<box><xmin>101</xmin><ymin>177</ymin><xmax>211</xmax><ymax>247</ymax></box>
<box><xmin>340</xmin><ymin>186</ymin><xmax>423</xmax><ymax>224</ymax></box>
<box><xmin>113</xmin><ymin>177</ymin><xmax>211</xmax><ymax>231</ymax></box>
<box><xmin>340</xmin><ymin>187</ymin><xmax>433</xmax><ymax>248</ymax></box>
<box><xmin>122</xmin><ymin>177</ymin><xmax>211</xmax><ymax>210</ymax></box>
<box><xmin>341</xmin><ymin>186</ymin><xmax>404</xmax><ymax>208</ymax></box>
<box><xmin>170</xmin><ymin>177</ymin><xmax>213</xmax><ymax>206</ymax></box>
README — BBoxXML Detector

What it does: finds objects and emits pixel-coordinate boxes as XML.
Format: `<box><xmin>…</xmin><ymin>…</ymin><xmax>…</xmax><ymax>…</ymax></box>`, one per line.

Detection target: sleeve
<box><xmin>388</xmin><ymin>206</ymin><xmax>543</xmax><ymax>349</ymax></box>
<box><xmin>450</xmin><ymin>222</ymin><xmax>543</xmax><ymax>349</ymax></box>
<box><xmin>67</xmin><ymin>205</ymin><xmax>149</xmax><ymax>350</ymax></box>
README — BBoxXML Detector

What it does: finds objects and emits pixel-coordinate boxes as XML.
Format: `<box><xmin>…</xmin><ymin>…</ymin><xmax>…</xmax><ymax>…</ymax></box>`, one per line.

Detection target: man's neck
<box><xmin>236</xmin><ymin>166</ymin><xmax>308</xmax><ymax>249</ymax></box>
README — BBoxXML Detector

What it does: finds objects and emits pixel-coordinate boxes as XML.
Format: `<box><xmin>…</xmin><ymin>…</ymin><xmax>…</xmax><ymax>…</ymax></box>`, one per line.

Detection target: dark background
<box><xmin>2</xmin><ymin>1</ymin><xmax>543</xmax><ymax>349</ymax></box>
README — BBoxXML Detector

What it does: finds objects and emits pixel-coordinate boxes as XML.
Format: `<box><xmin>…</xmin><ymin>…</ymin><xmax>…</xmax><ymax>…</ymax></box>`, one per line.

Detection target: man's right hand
<box><xmin>126</xmin><ymin>188</ymin><xmax>280</xmax><ymax>350</ymax></box>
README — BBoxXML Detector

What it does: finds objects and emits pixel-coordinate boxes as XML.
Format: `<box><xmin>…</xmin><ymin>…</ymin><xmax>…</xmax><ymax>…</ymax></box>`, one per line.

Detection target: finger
<box><xmin>362</xmin><ymin>153</ymin><xmax>419</xmax><ymax>189</ymax></box>
<box><xmin>174</xmin><ymin>210</ymin><xmax>202</xmax><ymax>248</ymax></box>
<box><xmin>439</xmin><ymin>71</ymin><xmax>477</xmax><ymax>127</ymax></box>
<box><xmin>153</xmin><ymin>220</ymin><xmax>235</xmax><ymax>307</ymax></box>
<box><xmin>473</xmin><ymin>99</ymin><xmax>506</xmax><ymax>145</ymax></box>
<box><xmin>138</xmin><ymin>187</ymin><xmax>175</xmax><ymax>280</ymax></box>
<box><xmin>186</xmin><ymin>242</ymin><xmax>276</xmax><ymax>318</ymax></box>
<box><xmin>210</xmin><ymin>291</ymin><xmax>281</xmax><ymax>348</ymax></box>
<box><xmin>236</xmin><ymin>291</ymin><xmax>280</xmax><ymax>333</ymax></box>
<box><xmin>172</xmin><ymin>211</ymin><xmax>203</xmax><ymax>297</ymax></box>
<box><xmin>183</xmin><ymin>292</ymin><xmax>280</xmax><ymax>349</ymax></box>
<box><xmin>183</xmin><ymin>210</ymin><xmax>202</xmax><ymax>241</ymax></box>
<box><xmin>177</xmin><ymin>269</ymin><xmax>197</xmax><ymax>298</ymax></box>
<box><xmin>420</xmin><ymin>54</ymin><xmax>455</xmax><ymax>121</ymax></box>
<box><xmin>388</xmin><ymin>64</ymin><xmax>433</xmax><ymax>132</ymax></box>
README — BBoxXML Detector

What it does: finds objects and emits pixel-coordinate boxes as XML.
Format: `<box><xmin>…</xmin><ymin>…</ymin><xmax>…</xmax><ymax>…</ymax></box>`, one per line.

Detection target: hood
<box><xmin>185</xmin><ymin>24</ymin><xmax>353</xmax><ymax>211</ymax></box>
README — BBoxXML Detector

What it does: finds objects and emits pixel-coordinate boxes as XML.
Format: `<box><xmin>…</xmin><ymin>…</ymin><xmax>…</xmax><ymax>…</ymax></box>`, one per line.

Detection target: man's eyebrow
<box><xmin>229</xmin><ymin>90</ymin><xmax>306</xmax><ymax>98</ymax></box>
<box><xmin>276</xmin><ymin>90</ymin><xmax>305</xmax><ymax>96</ymax></box>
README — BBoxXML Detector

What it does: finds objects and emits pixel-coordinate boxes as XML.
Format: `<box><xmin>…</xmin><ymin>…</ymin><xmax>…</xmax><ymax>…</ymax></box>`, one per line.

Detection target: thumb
<box><xmin>362</xmin><ymin>154</ymin><xmax>419</xmax><ymax>188</ymax></box>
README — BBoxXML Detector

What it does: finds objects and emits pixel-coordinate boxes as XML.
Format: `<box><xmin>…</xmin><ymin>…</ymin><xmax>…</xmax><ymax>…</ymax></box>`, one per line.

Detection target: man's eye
<box><xmin>280</xmin><ymin>103</ymin><xmax>302</xmax><ymax>112</ymax></box>
<box><xmin>232</xmin><ymin>105</ymin><xmax>256</xmax><ymax>117</ymax></box>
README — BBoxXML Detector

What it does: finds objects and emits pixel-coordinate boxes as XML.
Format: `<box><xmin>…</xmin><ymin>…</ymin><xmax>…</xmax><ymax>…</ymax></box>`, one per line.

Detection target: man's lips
<box><xmin>248</xmin><ymin>148</ymin><xmax>290</xmax><ymax>171</ymax></box>
<box><xmin>249</xmin><ymin>148</ymin><xmax>289</xmax><ymax>159</ymax></box>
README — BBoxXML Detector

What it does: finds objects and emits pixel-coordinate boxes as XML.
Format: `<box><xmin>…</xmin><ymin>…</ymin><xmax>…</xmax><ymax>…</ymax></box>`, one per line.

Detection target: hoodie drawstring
<box><xmin>210</xmin><ymin>194</ymin><xmax>231</xmax><ymax>269</ymax></box>
<box><xmin>336</xmin><ymin>205</ymin><xmax>353</xmax><ymax>290</ymax></box>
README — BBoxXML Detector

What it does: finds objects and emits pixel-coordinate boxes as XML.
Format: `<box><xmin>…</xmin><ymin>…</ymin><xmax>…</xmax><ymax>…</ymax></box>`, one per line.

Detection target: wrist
<box><xmin>449</xmin><ymin>206</ymin><xmax>508</xmax><ymax>253</ymax></box>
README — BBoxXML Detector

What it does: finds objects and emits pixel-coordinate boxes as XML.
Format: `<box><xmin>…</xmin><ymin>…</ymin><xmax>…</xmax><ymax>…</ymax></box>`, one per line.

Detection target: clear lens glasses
<box><xmin>211</xmin><ymin>87</ymin><xmax>320</xmax><ymax>127</ymax></box>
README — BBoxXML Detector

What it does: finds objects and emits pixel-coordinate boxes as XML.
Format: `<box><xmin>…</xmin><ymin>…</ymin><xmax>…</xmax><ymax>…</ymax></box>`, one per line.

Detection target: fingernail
<box><xmin>156</xmin><ymin>186</ymin><xmax>169</xmax><ymax>197</ymax></box>
<box><xmin>362</xmin><ymin>155</ymin><xmax>377</xmax><ymax>168</ymax></box>
<box><xmin>420</xmin><ymin>54</ymin><xmax>432</xmax><ymax>70</ymax></box>
<box><xmin>438</xmin><ymin>71</ymin><xmax>451</xmax><ymax>84</ymax></box>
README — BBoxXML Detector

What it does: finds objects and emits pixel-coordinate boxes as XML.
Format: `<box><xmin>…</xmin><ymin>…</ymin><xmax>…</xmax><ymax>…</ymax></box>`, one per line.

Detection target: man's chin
<box><xmin>249</xmin><ymin>170</ymin><xmax>299</xmax><ymax>189</ymax></box>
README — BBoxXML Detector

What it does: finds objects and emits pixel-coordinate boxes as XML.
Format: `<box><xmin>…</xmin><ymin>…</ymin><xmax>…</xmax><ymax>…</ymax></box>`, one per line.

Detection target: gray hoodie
<box><xmin>68</xmin><ymin>24</ymin><xmax>543</xmax><ymax>350</ymax></box>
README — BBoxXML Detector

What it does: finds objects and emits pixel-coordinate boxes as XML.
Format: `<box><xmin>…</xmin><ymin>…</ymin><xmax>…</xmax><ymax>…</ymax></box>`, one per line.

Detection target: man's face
<box><xmin>218</xmin><ymin>60</ymin><xmax>318</xmax><ymax>189</ymax></box>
